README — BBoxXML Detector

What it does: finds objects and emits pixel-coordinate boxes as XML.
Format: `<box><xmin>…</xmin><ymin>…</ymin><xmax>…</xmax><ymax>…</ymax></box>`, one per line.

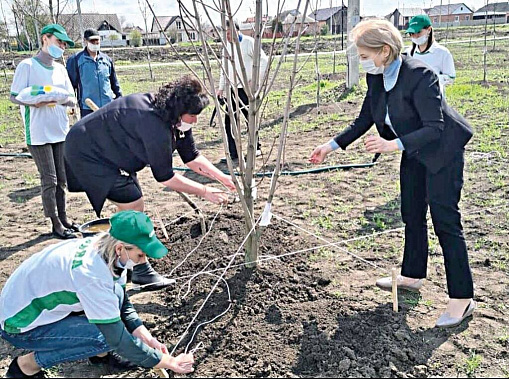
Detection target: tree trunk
<box><xmin>49</xmin><ymin>0</ymin><xmax>56</xmax><ymax>23</ymax></box>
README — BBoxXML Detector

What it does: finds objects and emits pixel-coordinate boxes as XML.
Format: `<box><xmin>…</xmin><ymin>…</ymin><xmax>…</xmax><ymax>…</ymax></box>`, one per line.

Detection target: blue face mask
<box><xmin>48</xmin><ymin>44</ymin><xmax>64</xmax><ymax>59</ymax></box>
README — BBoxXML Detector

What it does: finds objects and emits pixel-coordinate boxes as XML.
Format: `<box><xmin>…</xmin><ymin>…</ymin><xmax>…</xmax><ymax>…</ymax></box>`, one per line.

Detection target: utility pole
<box><xmin>439</xmin><ymin>0</ymin><xmax>443</xmax><ymax>26</ymax></box>
<box><xmin>346</xmin><ymin>0</ymin><xmax>359</xmax><ymax>88</ymax></box>
<box><xmin>76</xmin><ymin>0</ymin><xmax>84</xmax><ymax>46</ymax></box>
<box><xmin>341</xmin><ymin>0</ymin><xmax>345</xmax><ymax>49</ymax></box>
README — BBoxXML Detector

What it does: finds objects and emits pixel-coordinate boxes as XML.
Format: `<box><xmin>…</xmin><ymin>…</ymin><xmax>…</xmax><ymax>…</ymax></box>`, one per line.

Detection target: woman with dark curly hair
<box><xmin>65</xmin><ymin>76</ymin><xmax>235</xmax><ymax>290</ymax></box>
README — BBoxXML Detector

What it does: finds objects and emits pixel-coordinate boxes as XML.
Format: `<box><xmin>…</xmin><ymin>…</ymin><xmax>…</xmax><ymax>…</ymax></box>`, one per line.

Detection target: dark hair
<box><xmin>410</xmin><ymin>27</ymin><xmax>433</xmax><ymax>56</ymax></box>
<box><xmin>225</xmin><ymin>20</ymin><xmax>240</xmax><ymax>31</ymax></box>
<box><xmin>153</xmin><ymin>76</ymin><xmax>210</xmax><ymax>125</ymax></box>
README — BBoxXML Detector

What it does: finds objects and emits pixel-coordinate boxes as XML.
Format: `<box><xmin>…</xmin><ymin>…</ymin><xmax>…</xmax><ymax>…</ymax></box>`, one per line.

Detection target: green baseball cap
<box><xmin>40</xmin><ymin>24</ymin><xmax>75</xmax><ymax>47</ymax></box>
<box><xmin>405</xmin><ymin>15</ymin><xmax>432</xmax><ymax>34</ymax></box>
<box><xmin>109</xmin><ymin>211</ymin><xmax>168</xmax><ymax>259</ymax></box>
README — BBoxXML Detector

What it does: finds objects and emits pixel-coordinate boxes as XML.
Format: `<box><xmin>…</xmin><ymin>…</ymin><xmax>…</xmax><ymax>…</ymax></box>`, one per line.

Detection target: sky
<box><xmin>77</xmin><ymin>0</ymin><xmax>492</xmax><ymax>29</ymax></box>
<box><xmin>2</xmin><ymin>0</ymin><xmax>494</xmax><ymax>31</ymax></box>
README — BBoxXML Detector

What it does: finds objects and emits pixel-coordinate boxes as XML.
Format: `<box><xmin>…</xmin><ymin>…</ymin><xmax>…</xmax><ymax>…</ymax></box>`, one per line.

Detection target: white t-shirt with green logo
<box><xmin>10</xmin><ymin>57</ymin><xmax>74</xmax><ymax>145</ymax></box>
<box><xmin>0</xmin><ymin>237</ymin><xmax>126</xmax><ymax>334</ymax></box>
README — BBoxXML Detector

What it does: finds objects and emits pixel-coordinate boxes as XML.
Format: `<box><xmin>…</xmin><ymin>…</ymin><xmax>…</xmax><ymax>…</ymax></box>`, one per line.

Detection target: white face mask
<box><xmin>177</xmin><ymin>121</ymin><xmax>193</xmax><ymax>132</ymax></box>
<box><xmin>88</xmin><ymin>42</ymin><xmax>100</xmax><ymax>52</ymax></box>
<box><xmin>360</xmin><ymin>58</ymin><xmax>384</xmax><ymax>75</ymax></box>
<box><xmin>412</xmin><ymin>34</ymin><xmax>429</xmax><ymax>46</ymax></box>
<box><xmin>117</xmin><ymin>248</ymin><xmax>137</xmax><ymax>270</ymax></box>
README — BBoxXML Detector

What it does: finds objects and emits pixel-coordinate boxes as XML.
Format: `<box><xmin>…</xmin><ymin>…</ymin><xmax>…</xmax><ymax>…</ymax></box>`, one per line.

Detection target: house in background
<box><xmin>308</xmin><ymin>5</ymin><xmax>347</xmax><ymax>34</ymax></box>
<box><xmin>59</xmin><ymin>13</ymin><xmax>126</xmax><ymax>47</ymax></box>
<box><xmin>150</xmin><ymin>15</ymin><xmax>199</xmax><ymax>44</ymax></box>
<box><xmin>426</xmin><ymin>3</ymin><xmax>474</xmax><ymax>25</ymax></box>
<box><xmin>282</xmin><ymin>13</ymin><xmax>319</xmax><ymax>36</ymax></box>
<box><xmin>473</xmin><ymin>2</ymin><xmax>509</xmax><ymax>23</ymax></box>
<box><xmin>386</xmin><ymin>8</ymin><xmax>426</xmax><ymax>30</ymax></box>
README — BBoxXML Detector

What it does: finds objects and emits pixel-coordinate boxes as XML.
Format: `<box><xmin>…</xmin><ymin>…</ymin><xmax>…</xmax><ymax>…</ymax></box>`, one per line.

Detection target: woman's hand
<box><xmin>34</xmin><ymin>101</ymin><xmax>57</xmax><ymax>108</ymax></box>
<box><xmin>147</xmin><ymin>337</ymin><xmax>169</xmax><ymax>355</ymax></box>
<box><xmin>219</xmin><ymin>174</ymin><xmax>236</xmax><ymax>192</ymax></box>
<box><xmin>203</xmin><ymin>186</ymin><xmax>229</xmax><ymax>205</ymax></box>
<box><xmin>158</xmin><ymin>353</ymin><xmax>195</xmax><ymax>374</ymax></box>
<box><xmin>364</xmin><ymin>136</ymin><xmax>399</xmax><ymax>153</ymax></box>
<box><xmin>309</xmin><ymin>143</ymin><xmax>333</xmax><ymax>164</ymax></box>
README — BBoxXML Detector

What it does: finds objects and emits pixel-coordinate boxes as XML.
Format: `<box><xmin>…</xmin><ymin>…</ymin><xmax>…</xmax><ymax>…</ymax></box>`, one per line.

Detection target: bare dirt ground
<box><xmin>0</xmin><ymin>95</ymin><xmax>508</xmax><ymax>378</ymax></box>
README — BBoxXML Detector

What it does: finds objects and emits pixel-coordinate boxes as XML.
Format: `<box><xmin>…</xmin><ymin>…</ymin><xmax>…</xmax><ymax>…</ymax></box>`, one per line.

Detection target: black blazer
<box><xmin>334</xmin><ymin>55</ymin><xmax>473</xmax><ymax>174</ymax></box>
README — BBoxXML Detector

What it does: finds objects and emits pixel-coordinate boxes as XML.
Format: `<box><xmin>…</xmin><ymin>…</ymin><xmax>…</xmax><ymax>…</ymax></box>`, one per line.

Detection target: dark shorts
<box><xmin>106</xmin><ymin>172</ymin><xmax>143</xmax><ymax>204</ymax></box>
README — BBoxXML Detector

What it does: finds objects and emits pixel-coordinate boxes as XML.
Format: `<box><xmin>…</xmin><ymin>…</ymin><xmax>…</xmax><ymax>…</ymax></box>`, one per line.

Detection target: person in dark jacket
<box><xmin>310</xmin><ymin>19</ymin><xmax>475</xmax><ymax>328</ymax></box>
<box><xmin>66</xmin><ymin>28</ymin><xmax>122</xmax><ymax>118</ymax></box>
<box><xmin>65</xmin><ymin>76</ymin><xmax>236</xmax><ymax>291</ymax></box>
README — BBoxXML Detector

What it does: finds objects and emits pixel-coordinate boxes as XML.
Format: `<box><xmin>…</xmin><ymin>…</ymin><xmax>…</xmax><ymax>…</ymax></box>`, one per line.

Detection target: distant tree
<box><xmin>130</xmin><ymin>29</ymin><xmax>142</xmax><ymax>47</ymax></box>
<box><xmin>320</xmin><ymin>24</ymin><xmax>328</xmax><ymax>36</ymax></box>
<box><xmin>271</xmin><ymin>18</ymin><xmax>283</xmax><ymax>33</ymax></box>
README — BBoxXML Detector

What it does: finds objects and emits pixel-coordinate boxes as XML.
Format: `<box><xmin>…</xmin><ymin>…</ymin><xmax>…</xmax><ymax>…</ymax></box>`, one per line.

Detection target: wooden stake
<box><xmin>154</xmin><ymin>208</ymin><xmax>169</xmax><ymax>240</ymax></box>
<box><xmin>177</xmin><ymin>192</ymin><xmax>207</xmax><ymax>235</ymax></box>
<box><xmin>154</xmin><ymin>367</ymin><xmax>170</xmax><ymax>378</ymax></box>
<box><xmin>392</xmin><ymin>268</ymin><xmax>398</xmax><ymax>312</ymax></box>
<box><xmin>84</xmin><ymin>98</ymin><xmax>99</xmax><ymax>112</ymax></box>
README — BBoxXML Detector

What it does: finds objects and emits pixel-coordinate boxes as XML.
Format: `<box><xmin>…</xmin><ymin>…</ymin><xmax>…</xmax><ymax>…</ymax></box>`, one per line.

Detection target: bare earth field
<box><xmin>0</xmin><ymin>37</ymin><xmax>508</xmax><ymax>378</ymax></box>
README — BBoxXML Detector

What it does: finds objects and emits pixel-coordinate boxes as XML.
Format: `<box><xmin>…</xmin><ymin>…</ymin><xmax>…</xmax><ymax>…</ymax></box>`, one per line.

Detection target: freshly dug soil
<box><xmin>145</xmin><ymin>212</ymin><xmax>454</xmax><ymax>378</ymax></box>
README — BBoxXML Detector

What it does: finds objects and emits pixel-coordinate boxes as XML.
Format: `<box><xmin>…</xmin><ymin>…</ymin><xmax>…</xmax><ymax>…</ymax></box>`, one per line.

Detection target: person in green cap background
<box><xmin>0</xmin><ymin>210</ymin><xmax>195</xmax><ymax>378</ymax></box>
<box><xmin>405</xmin><ymin>14</ymin><xmax>456</xmax><ymax>94</ymax></box>
<box><xmin>9</xmin><ymin>24</ymin><xmax>80</xmax><ymax>240</ymax></box>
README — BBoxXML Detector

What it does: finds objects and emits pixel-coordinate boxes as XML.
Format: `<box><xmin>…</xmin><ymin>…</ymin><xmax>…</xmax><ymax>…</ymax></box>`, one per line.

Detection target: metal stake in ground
<box><xmin>392</xmin><ymin>268</ymin><xmax>398</xmax><ymax>312</ymax></box>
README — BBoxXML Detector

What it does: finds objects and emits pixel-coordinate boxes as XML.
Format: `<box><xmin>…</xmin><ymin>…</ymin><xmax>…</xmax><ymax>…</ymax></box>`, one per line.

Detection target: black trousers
<box><xmin>80</xmin><ymin>108</ymin><xmax>94</xmax><ymax>119</ymax></box>
<box><xmin>400</xmin><ymin>150</ymin><xmax>473</xmax><ymax>299</ymax></box>
<box><xmin>223</xmin><ymin>88</ymin><xmax>260</xmax><ymax>159</ymax></box>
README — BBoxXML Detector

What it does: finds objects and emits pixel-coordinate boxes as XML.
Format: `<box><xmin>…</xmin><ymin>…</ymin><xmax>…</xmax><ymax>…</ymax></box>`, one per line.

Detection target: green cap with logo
<box><xmin>405</xmin><ymin>15</ymin><xmax>432</xmax><ymax>34</ymax></box>
<box><xmin>40</xmin><ymin>24</ymin><xmax>75</xmax><ymax>47</ymax></box>
<box><xmin>109</xmin><ymin>211</ymin><xmax>168</xmax><ymax>259</ymax></box>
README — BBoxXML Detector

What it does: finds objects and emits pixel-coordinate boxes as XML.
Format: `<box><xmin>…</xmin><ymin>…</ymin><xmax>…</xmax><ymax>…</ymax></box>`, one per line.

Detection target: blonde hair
<box><xmin>350</xmin><ymin>19</ymin><xmax>403</xmax><ymax>64</ymax></box>
<box><xmin>95</xmin><ymin>233</ymin><xmax>137</xmax><ymax>276</ymax></box>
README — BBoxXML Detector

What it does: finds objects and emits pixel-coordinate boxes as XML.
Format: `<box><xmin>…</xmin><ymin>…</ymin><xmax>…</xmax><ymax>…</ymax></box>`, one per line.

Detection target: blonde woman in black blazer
<box><xmin>310</xmin><ymin>19</ymin><xmax>475</xmax><ymax>328</ymax></box>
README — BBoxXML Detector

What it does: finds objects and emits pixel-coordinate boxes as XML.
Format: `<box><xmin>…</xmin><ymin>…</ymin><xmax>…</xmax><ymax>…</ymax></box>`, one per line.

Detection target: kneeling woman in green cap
<box><xmin>0</xmin><ymin>211</ymin><xmax>194</xmax><ymax>378</ymax></box>
<box><xmin>10</xmin><ymin>24</ymin><xmax>79</xmax><ymax>240</ymax></box>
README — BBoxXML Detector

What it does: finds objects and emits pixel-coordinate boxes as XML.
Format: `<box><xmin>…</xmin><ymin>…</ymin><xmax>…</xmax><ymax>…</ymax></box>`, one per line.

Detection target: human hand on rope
<box><xmin>160</xmin><ymin>353</ymin><xmax>194</xmax><ymax>374</ymax></box>
<box><xmin>219</xmin><ymin>173</ymin><xmax>236</xmax><ymax>192</ymax></box>
<box><xmin>364</xmin><ymin>136</ymin><xmax>399</xmax><ymax>153</ymax></box>
<box><xmin>309</xmin><ymin>143</ymin><xmax>333</xmax><ymax>164</ymax></box>
<box><xmin>203</xmin><ymin>186</ymin><xmax>229</xmax><ymax>205</ymax></box>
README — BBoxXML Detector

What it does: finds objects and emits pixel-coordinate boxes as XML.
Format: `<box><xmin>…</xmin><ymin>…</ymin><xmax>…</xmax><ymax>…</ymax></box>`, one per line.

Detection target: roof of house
<box><xmin>151</xmin><ymin>16</ymin><xmax>178</xmax><ymax>32</ymax></box>
<box><xmin>426</xmin><ymin>3</ymin><xmax>473</xmax><ymax>16</ymax></box>
<box><xmin>59</xmin><ymin>13</ymin><xmax>122</xmax><ymax>42</ymax></box>
<box><xmin>308</xmin><ymin>6</ymin><xmax>346</xmax><ymax>21</ymax></box>
<box><xmin>391</xmin><ymin>8</ymin><xmax>426</xmax><ymax>17</ymax></box>
<box><xmin>278</xmin><ymin>9</ymin><xmax>300</xmax><ymax>20</ymax></box>
<box><xmin>476</xmin><ymin>2</ymin><xmax>509</xmax><ymax>13</ymax></box>
<box><xmin>283</xmin><ymin>14</ymin><xmax>317</xmax><ymax>24</ymax></box>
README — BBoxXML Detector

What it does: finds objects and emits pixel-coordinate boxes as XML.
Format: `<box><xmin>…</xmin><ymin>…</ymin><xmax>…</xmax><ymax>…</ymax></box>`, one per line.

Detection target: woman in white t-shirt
<box><xmin>405</xmin><ymin>15</ymin><xmax>456</xmax><ymax>94</ymax></box>
<box><xmin>10</xmin><ymin>24</ymin><xmax>78</xmax><ymax>239</ymax></box>
<box><xmin>0</xmin><ymin>211</ymin><xmax>194</xmax><ymax>377</ymax></box>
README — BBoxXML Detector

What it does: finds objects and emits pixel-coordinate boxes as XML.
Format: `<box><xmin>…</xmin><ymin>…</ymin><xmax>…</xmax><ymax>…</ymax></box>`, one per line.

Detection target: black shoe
<box><xmin>89</xmin><ymin>352</ymin><xmax>138</xmax><ymax>371</ymax></box>
<box><xmin>6</xmin><ymin>357</ymin><xmax>46</xmax><ymax>378</ymax></box>
<box><xmin>131</xmin><ymin>262</ymin><xmax>175</xmax><ymax>291</ymax></box>
<box><xmin>51</xmin><ymin>228</ymin><xmax>77</xmax><ymax>240</ymax></box>
<box><xmin>65</xmin><ymin>222</ymin><xmax>81</xmax><ymax>232</ymax></box>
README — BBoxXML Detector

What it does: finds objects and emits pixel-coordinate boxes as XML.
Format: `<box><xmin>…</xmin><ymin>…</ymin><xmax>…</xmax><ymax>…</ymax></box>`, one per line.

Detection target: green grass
<box><xmin>465</xmin><ymin>351</ymin><xmax>483</xmax><ymax>377</ymax></box>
